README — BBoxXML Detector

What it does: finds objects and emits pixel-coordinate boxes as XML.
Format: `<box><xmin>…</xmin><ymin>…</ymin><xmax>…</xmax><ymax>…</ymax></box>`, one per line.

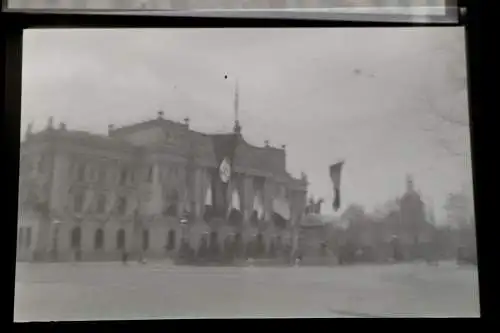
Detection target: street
<box><xmin>14</xmin><ymin>261</ymin><xmax>479</xmax><ymax>320</ymax></box>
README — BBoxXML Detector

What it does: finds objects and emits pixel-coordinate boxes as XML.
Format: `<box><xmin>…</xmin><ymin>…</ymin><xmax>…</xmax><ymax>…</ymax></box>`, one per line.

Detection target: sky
<box><xmin>21</xmin><ymin>27</ymin><xmax>472</xmax><ymax>223</ymax></box>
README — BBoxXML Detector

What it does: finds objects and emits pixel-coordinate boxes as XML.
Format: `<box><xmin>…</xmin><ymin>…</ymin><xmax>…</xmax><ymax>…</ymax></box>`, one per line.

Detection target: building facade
<box><xmin>17</xmin><ymin>113</ymin><xmax>308</xmax><ymax>262</ymax></box>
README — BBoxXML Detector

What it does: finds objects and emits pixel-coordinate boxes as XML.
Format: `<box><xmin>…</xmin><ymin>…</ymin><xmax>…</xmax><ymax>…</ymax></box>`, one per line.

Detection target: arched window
<box><xmin>255</xmin><ymin>233</ymin><xmax>265</xmax><ymax>257</ymax></box>
<box><xmin>167</xmin><ymin>230</ymin><xmax>176</xmax><ymax>251</ymax></box>
<box><xmin>233</xmin><ymin>233</ymin><xmax>243</xmax><ymax>258</ymax></box>
<box><xmin>71</xmin><ymin>227</ymin><xmax>81</xmax><ymax>250</ymax></box>
<box><xmin>94</xmin><ymin>229</ymin><xmax>104</xmax><ymax>250</ymax></box>
<box><xmin>223</xmin><ymin>236</ymin><xmax>233</xmax><ymax>255</ymax></box>
<box><xmin>117</xmin><ymin>229</ymin><xmax>126</xmax><ymax>250</ymax></box>
<box><xmin>210</xmin><ymin>231</ymin><xmax>218</xmax><ymax>247</ymax></box>
<box><xmin>142</xmin><ymin>229</ymin><xmax>149</xmax><ymax>251</ymax></box>
<box><xmin>209</xmin><ymin>231</ymin><xmax>219</xmax><ymax>256</ymax></box>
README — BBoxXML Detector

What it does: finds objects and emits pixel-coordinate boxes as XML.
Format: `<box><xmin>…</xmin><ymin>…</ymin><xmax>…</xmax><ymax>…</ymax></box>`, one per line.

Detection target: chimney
<box><xmin>281</xmin><ymin>144</ymin><xmax>286</xmax><ymax>150</ymax></box>
<box><xmin>264</xmin><ymin>140</ymin><xmax>270</xmax><ymax>147</ymax></box>
<box><xmin>108</xmin><ymin>124</ymin><xmax>114</xmax><ymax>135</ymax></box>
<box><xmin>59</xmin><ymin>122</ymin><xmax>66</xmax><ymax>130</ymax></box>
<box><xmin>184</xmin><ymin>117</ymin><xmax>190</xmax><ymax>127</ymax></box>
<box><xmin>158</xmin><ymin>110</ymin><xmax>164</xmax><ymax>119</ymax></box>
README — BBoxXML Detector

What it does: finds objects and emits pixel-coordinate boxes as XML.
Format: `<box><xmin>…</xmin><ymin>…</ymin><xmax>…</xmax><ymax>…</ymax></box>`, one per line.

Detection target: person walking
<box><xmin>122</xmin><ymin>250</ymin><xmax>128</xmax><ymax>265</ymax></box>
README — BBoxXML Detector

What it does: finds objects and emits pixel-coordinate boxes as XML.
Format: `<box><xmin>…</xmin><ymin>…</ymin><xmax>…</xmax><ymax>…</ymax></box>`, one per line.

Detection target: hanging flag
<box><xmin>330</xmin><ymin>161</ymin><xmax>345</xmax><ymax>212</ymax></box>
<box><xmin>205</xmin><ymin>184</ymin><xmax>213</xmax><ymax>206</ymax></box>
<box><xmin>272</xmin><ymin>188</ymin><xmax>291</xmax><ymax>221</ymax></box>
<box><xmin>253</xmin><ymin>191</ymin><xmax>264</xmax><ymax>220</ymax></box>
<box><xmin>231</xmin><ymin>188</ymin><xmax>241</xmax><ymax>211</ymax></box>
<box><xmin>211</xmin><ymin>134</ymin><xmax>239</xmax><ymax>216</ymax></box>
<box><xmin>228</xmin><ymin>187</ymin><xmax>243</xmax><ymax>225</ymax></box>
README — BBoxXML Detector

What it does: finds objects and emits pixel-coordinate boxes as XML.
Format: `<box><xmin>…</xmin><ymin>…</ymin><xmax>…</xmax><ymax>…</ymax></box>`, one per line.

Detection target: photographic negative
<box><xmin>15</xmin><ymin>27</ymin><xmax>478</xmax><ymax>320</ymax></box>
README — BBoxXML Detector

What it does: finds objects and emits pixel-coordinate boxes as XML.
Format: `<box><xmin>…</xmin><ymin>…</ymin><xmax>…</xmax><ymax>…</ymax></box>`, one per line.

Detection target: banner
<box><xmin>211</xmin><ymin>134</ymin><xmax>239</xmax><ymax>217</ymax></box>
<box><xmin>330</xmin><ymin>161</ymin><xmax>345</xmax><ymax>212</ymax></box>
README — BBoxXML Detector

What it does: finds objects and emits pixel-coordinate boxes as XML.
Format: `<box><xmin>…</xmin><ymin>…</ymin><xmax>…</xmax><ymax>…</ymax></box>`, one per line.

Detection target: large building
<box><xmin>17</xmin><ymin>113</ymin><xmax>308</xmax><ymax>262</ymax></box>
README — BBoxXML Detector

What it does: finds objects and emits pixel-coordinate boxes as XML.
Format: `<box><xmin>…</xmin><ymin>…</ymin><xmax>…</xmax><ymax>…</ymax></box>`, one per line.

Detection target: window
<box><xmin>117</xmin><ymin>229</ymin><xmax>126</xmax><ymax>250</ymax></box>
<box><xmin>120</xmin><ymin>168</ymin><xmax>128</xmax><ymax>185</ymax></box>
<box><xmin>73</xmin><ymin>191</ymin><xmax>84</xmax><ymax>213</ymax></box>
<box><xmin>71</xmin><ymin>227</ymin><xmax>81</xmax><ymax>250</ymax></box>
<box><xmin>77</xmin><ymin>163</ymin><xmax>86</xmax><ymax>182</ymax></box>
<box><xmin>167</xmin><ymin>230</ymin><xmax>176</xmax><ymax>251</ymax></box>
<box><xmin>97</xmin><ymin>194</ymin><xmax>107</xmax><ymax>213</ymax></box>
<box><xmin>94</xmin><ymin>229</ymin><xmax>104</xmax><ymax>250</ymax></box>
<box><xmin>142</xmin><ymin>229</ymin><xmax>149</xmax><ymax>251</ymax></box>
<box><xmin>117</xmin><ymin>196</ymin><xmax>127</xmax><ymax>215</ymax></box>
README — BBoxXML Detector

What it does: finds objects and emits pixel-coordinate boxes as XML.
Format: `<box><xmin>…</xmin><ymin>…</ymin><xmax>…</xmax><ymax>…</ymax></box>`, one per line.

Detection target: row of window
<box><xmin>72</xmin><ymin>191</ymin><xmax>125</xmax><ymax>215</ymax></box>
<box><xmin>71</xmin><ymin>163</ymin><xmax>181</xmax><ymax>186</ymax></box>
<box><xmin>68</xmin><ymin>227</ymin><xmax>177</xmax><ymax>251</ymax></box>
<box><xmin>61</xmin><ymin>226</ymin><xmax>287</xmax><ymax>252</ymax></box>
<box><xmin>72</xmin><ymin>191</ymin><xmax>182</xmax><ymax>216</ymax></box>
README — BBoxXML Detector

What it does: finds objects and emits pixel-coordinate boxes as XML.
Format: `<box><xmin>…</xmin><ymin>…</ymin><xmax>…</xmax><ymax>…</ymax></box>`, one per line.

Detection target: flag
<box><xmin>228</xmin><ymin>188</ymin><xmax>244</xmax><ymax>225</ymax></box>
<box><xmin>253</xmin><ymin>192</ymin><xmax>264</xmax><ymax>220</ymax></box>
<box><xmin>231</xmin><ymin>189</ymin><xmax>241</xmax><ymax>212</ymax></box>
<box><xmin>211</xmin><ymin>134</ymin><xmax>239</xmax><ymax>217</ymax></box>
<box><xmin>273</xmin><ymin>197</ymin><xmax>291</xmax><ymax>221</ymax></box>
<box><xmin>272</xmin><ymin>197</ymin><xmax>290</xmax><ymax>229</ymax></box>
<box><xmin>330</xmin><ymin>161</ymin><xmax>345</xmax><ymax>212</ymax></box>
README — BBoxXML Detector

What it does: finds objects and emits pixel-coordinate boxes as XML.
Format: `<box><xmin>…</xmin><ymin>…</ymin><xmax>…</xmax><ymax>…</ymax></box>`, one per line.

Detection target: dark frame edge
<box><xmin>2</xmin><ymin>0</ymin><xmax>489</xmax><ymax>326</ymax></box>
<box><xmin>1</xmin><ymin>1</ymin><xmax>23</xmax><ymax>326</ymax></box>
<box><xmin>463</xmin><ymin>0</ymin><xmax>495</xmax><ymax>319</ymax></box>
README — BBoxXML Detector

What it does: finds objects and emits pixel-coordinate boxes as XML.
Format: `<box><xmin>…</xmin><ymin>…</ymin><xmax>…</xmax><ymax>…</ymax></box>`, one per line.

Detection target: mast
<box><xmin>233</xmin><ymin>79</ymin><xmax>241</xmax><ymax>134</ymax></box>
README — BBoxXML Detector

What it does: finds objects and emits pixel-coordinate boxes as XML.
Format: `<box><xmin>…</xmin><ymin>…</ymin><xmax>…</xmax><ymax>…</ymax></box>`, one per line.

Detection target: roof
<box><xmin>24</xmin><ymin>128</ymin><xmax>137</xmax><ymax>152</ymax></box>
<box><xmin>25</xmin><ymin>117</ymin><xmax>306</xmax><ymax>186</ymax></box>
<box><xmin>109</xmin><ymin>117</ymin><xmax>188</xmax><ymax>137</ymax></box>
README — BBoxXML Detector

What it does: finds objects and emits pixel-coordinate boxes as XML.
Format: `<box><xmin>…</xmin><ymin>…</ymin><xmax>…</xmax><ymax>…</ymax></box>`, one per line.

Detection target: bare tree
<box><xmin>416</xmin><ymin>29</ymin><xmax>470</xmax><ymax>158</ymax></box>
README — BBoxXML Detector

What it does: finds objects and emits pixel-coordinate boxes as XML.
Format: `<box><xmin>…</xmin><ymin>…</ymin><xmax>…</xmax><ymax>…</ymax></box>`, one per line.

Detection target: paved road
<box><xmin>14</xmin><ymin>261</ymin><xmax>479</xmax><ymax>321</ymax></box>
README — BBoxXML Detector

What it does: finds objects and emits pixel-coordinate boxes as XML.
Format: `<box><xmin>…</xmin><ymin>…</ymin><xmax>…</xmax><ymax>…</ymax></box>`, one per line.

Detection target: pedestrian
<box><xmin>122</xmin><ymin>251</ymin><xmax>128</xmax><ymax>265</ymax></box>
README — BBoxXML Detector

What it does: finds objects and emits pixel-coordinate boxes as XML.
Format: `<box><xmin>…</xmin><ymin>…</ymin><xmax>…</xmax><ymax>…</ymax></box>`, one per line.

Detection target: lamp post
<box><xmin>179</xmin><ymin>214</ymin><xmax>189</xmax><ymax>260</ymax></box>
<box><xmin>51</xmin><ymin>219</ymin><xmax>62</xmax><ymax>261</ymax></box>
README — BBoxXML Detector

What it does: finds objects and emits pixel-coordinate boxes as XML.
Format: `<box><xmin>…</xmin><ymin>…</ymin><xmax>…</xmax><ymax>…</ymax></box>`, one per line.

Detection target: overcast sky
<box><xmin>21</xmin><ymin>27</ymin><xmax>471</xmax><ymax>222</ymax></box>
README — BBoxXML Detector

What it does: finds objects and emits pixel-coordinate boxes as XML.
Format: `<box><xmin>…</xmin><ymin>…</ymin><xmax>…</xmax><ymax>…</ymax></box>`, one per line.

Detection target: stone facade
<box><xmin>17</xmin><ymin>114</ymin><xmax>307</xmax><ymax>262</ymax></box>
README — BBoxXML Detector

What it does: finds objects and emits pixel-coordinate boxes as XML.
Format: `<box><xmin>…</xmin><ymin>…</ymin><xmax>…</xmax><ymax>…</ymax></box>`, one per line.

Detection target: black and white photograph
<box><xmin>15</xmin><ymin>25</ymin><xmax>478</xmax><ymax>320</ymax></box>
